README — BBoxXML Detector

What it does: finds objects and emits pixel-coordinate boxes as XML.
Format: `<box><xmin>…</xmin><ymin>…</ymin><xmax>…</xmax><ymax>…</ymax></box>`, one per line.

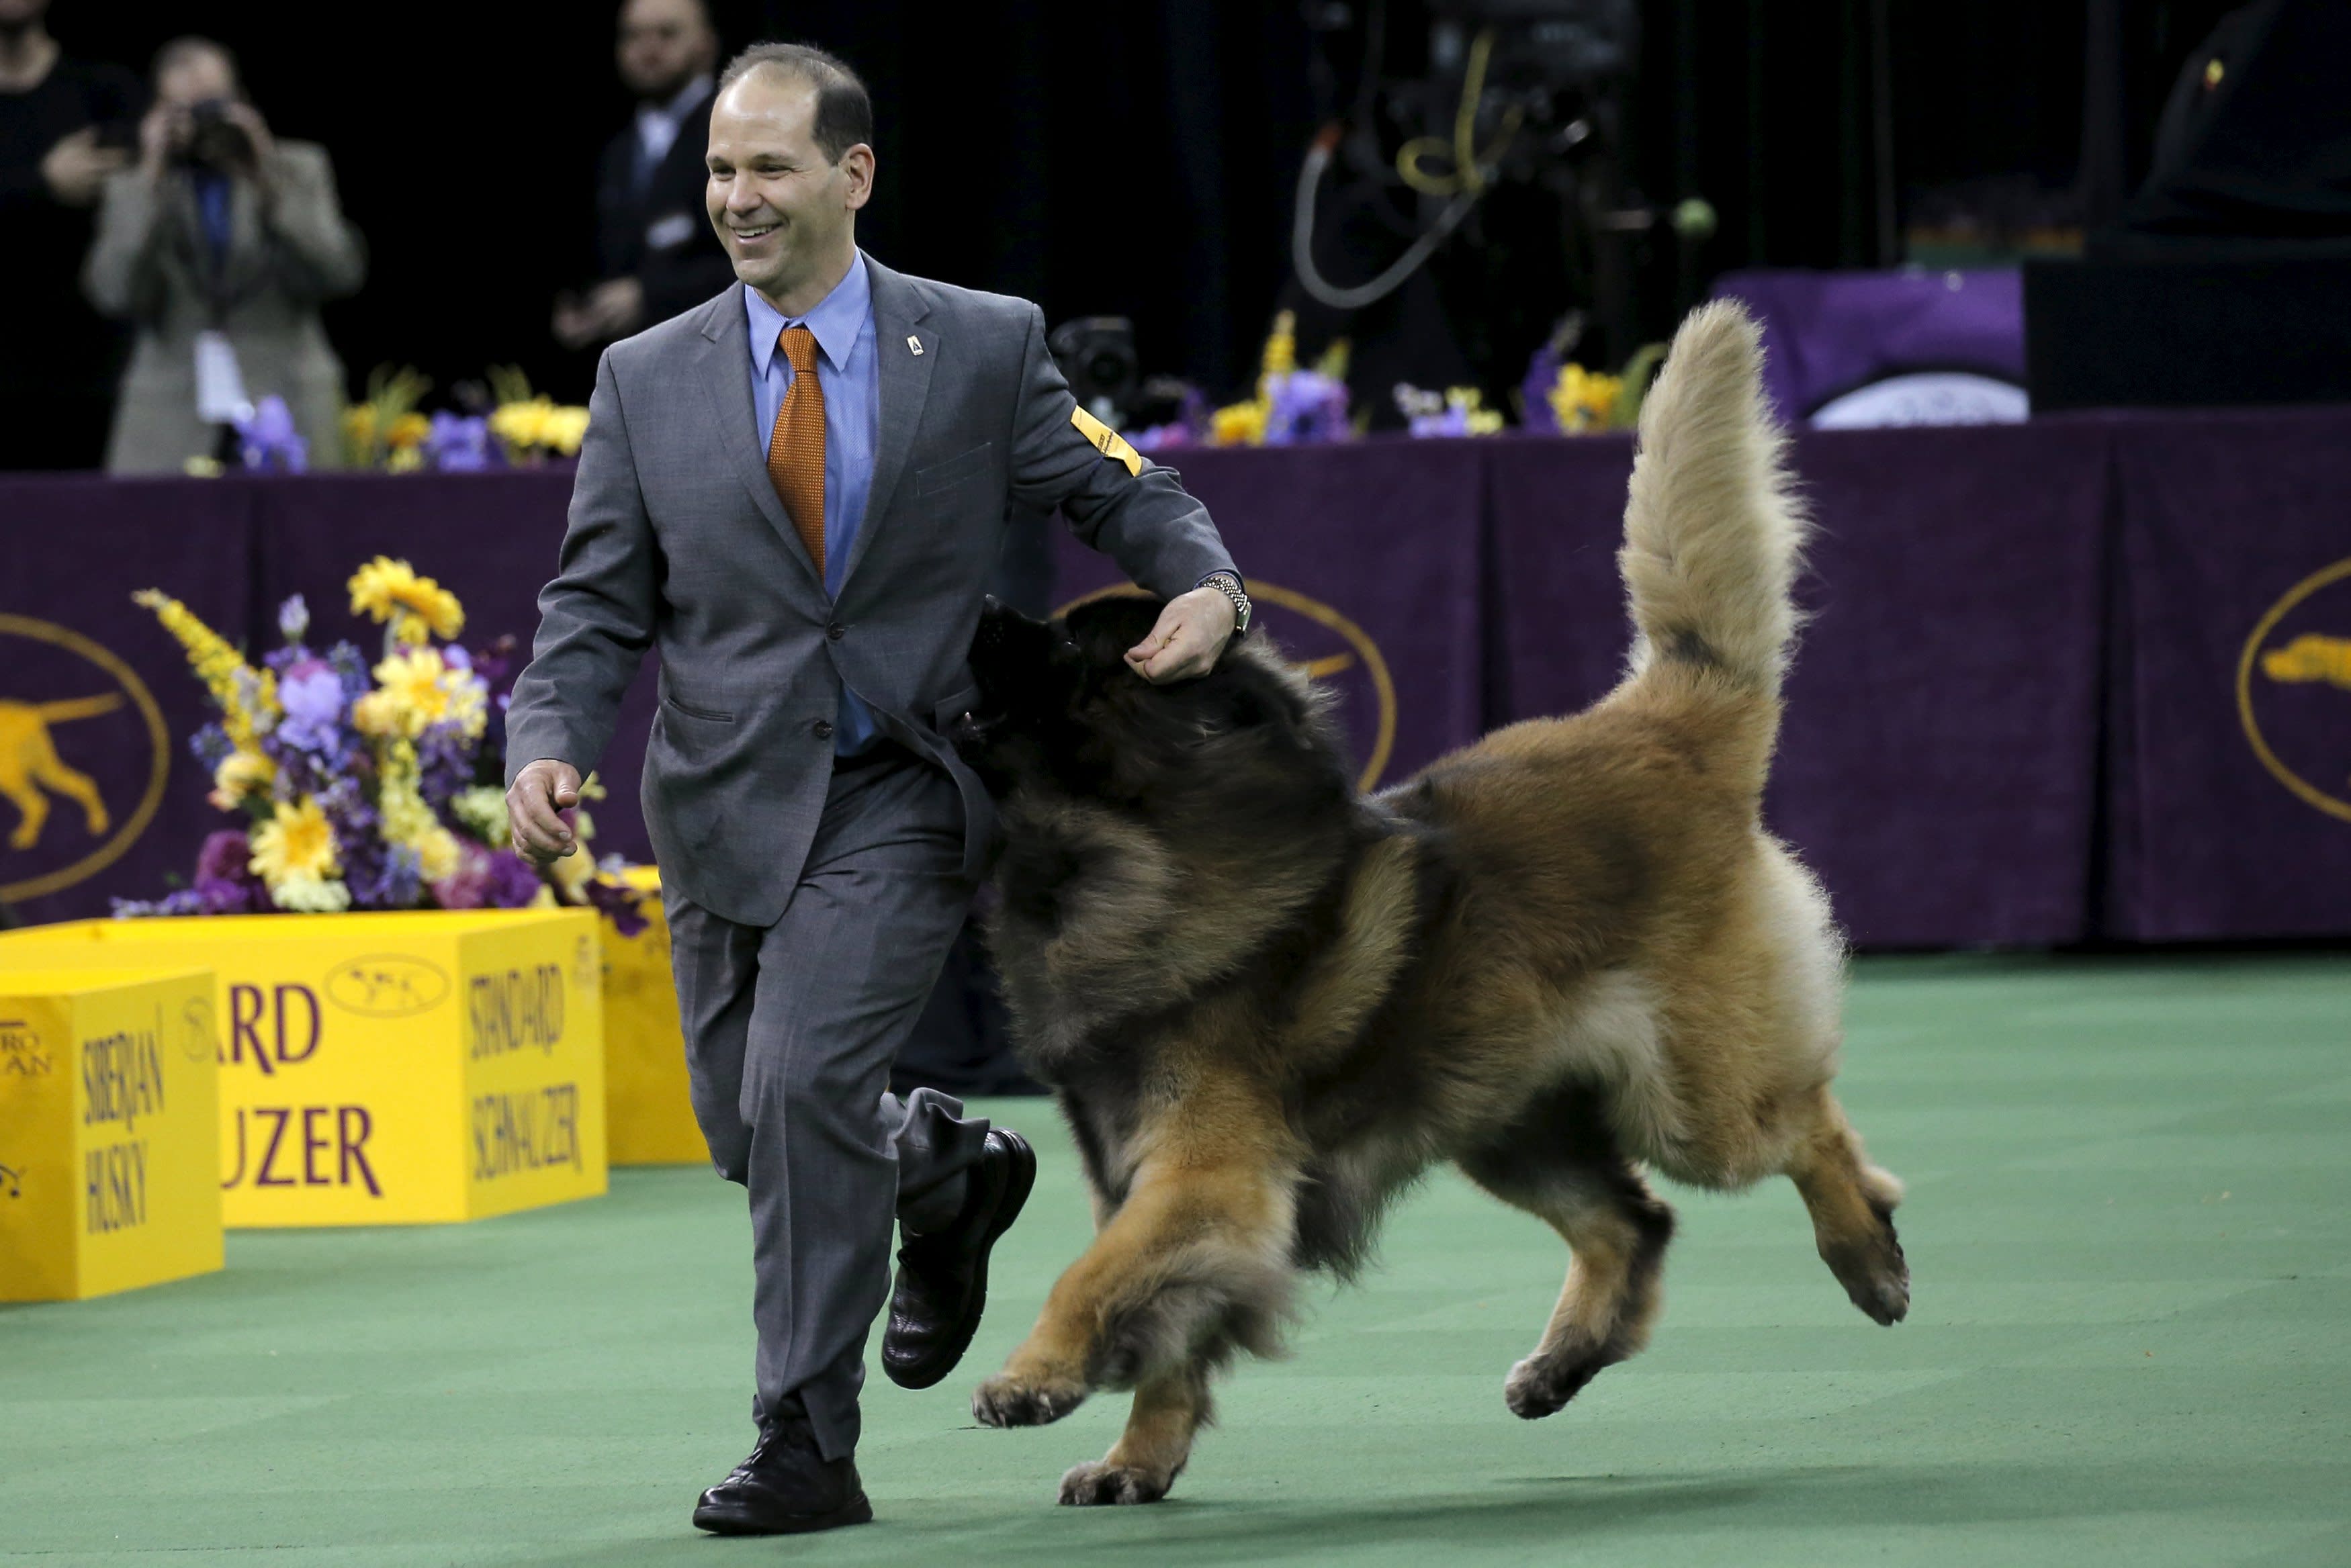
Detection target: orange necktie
<box><xmin>766</xmin><ymin>325</ymin><xmax>826</xmax><ymax>575</ymax></box>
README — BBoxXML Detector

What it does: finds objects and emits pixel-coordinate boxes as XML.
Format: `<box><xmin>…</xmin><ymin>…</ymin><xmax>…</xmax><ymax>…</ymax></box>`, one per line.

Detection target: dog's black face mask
<box><xmin>956</xmin><ymin>594</ymin><xmax>1347</xmax><ymax>812</ymax></box>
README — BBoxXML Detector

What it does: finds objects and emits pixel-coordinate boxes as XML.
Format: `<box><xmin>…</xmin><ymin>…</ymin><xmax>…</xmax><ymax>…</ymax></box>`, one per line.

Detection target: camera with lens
<box><xmin>180</xmin><ymin>98</ymin><xmax>255</xmax><ymax>171</ymax></box>
<box><xmin>1047</xmin><ymin>316</ymin><xmax>1141</xmax><ymax>427</ymax></box>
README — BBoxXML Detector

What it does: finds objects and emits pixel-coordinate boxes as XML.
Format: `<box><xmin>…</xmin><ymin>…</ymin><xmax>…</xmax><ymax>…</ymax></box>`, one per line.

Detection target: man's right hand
<box><xmin>507</xmin><ymin>758</ymin><xmax>583</xmax><ymax>866</ymax></box>
<box><xmin>134</xmin><ymin>103</ymin><xmax>181</xmax><ymax>180</ymax></box>
<box><xmin>40</xmin><ymin>128</ymin><xmax>128</xmax><ymax>207</ymax></box>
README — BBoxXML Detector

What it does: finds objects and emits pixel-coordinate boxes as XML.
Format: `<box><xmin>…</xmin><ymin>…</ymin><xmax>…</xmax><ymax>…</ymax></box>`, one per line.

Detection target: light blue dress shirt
<box><xmin>745</xmin><ymin>255</ymin><xmax>881</xmax><ymax>756</ymax></box>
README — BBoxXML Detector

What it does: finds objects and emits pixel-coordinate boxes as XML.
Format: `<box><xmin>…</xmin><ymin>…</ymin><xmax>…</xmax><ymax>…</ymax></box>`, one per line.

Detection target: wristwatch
<box><xmin>1200</xmin><ymin>571</ymin><xmax>1251</xmax><ymax>637</ymax></box>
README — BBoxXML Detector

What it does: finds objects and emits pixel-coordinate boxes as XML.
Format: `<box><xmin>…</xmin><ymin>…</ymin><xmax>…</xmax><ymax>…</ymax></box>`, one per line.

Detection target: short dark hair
<box><xmin>717</xmin><ymin>42</ymin><xmax>872</xmax><ymax>163</ymax></box>
<box><xmin>152</xmin><ymin>35</ymin><xmax>242</xmax><ymax>96</ymax></box>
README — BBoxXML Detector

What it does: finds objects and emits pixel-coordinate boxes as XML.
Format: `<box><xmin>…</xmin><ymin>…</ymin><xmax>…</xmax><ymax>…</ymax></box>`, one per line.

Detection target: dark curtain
<box><xmin>32</xmin><ymin>0</ymin><xmax>2245</xmax><ymax>428</ymax></box>
<box><xmin>787</xmin><ymin>1</ymin><xmax>1316</xmax><ymax>401</ymax></box>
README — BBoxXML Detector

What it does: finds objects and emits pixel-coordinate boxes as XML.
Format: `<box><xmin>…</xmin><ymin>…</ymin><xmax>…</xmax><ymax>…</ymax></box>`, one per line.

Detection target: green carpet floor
<box><xmin>6</xmin><ymin>954</ymin><xmax>2349</xmax><ymax>1567</ymax></box>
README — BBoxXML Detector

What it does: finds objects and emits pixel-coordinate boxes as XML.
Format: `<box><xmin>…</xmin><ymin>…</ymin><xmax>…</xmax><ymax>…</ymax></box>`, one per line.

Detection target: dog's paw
<box><xmin>1503</xmin><ymin>1347</ymin><xmax>1613</xmax><ymax>1420</ymax></box>
<box><xmin>1823</xmin><ymin>1219</ymin><xmax>1910</xmax><ymax>1326</ymax></box>
<box><xmin>973</xmin><ymin>1373</ymin><xmax>1088</xmax><ymax>1428</ymax></box>
<box><xmin>1058</xmin><ymin>1459</ymin><xmax>1172</xmax><ymax>1506</ymax></box>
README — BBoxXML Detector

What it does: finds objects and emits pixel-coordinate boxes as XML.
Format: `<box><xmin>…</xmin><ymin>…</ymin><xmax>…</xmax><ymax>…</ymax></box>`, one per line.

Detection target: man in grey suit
<box><xmin>503</xmin><ymin>42</ymin><xmax>1249</xmax><ymax>1536</ymax></box>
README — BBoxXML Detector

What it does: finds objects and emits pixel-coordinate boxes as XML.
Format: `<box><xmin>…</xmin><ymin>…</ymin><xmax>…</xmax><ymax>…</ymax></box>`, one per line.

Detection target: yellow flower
<box><xmin>251</xmin><ymin>796</ymin><xmax>340</xmax><ymax>884</ymax></box>
<box><xmin>348</xmin><ymin>556</ymin><xmax>464</xmax><ymax>645</ymax></box>
<box><xmin>364</xmin><ymin>645</ymin><xmax>487</xmax><ymax>740</ymax></box>
<box><xmin>549</xmin><ymin>844</ymin><xmax>596</xmax><ymax>899</ymax></box>
<box><xmin>350</xmin><ymin>689</ymin><xmax>400</xmax><ymax>737</ymax></box>
<box><xmin>1211</xmin><ymin>400</ymin><xmax>1268</xmax><ymax>447</ymax></box>
<box><xmin>1445</xmin><ymin>387</ymin><xmax>1505</xmax><ymax>437</ymax></box>
<box><xmin>342</xmin><ymin>402</ymin><xmax>378</xmax><ymax>462</ymax></box>
<box><xmin>209</xmin><ymin>749</ymin><xmax>275</xmax><ymax>811</ymax></box>
<box><xmin>134</xmin><ymin>589</ymin><xmax>278</xmax><ymax>751</ymax></box>
<box><xmin>373</xmin><ymin>737</ymin><xmax>461</xmax><ymax>883</ymax></box>
<box><xmin>386</xmin><ymin>412</ymin><xmax>431</xmax><ymax>450</ymax></box>
<box><xmin>540</xmin><ymin>404</ymin><xmax>590</xmax><ymax>455</ymax></box>
<box><xmin>1549</xmin><ymin>363</ymin><xmax>1624</xmax><ymax>434</ymax></box>
<box><xmin>414</xmin><ymin>826</ymin><xmax>463</xmax><ymax>883</ymax></box>
<box><xmin>1260</xmin><ymin>310</ymin><xmax>1298</xmax><ymax>379</ymax></box>
<box><xmin>490</xmin><ymin>396</ymin><xmax>592</xmax><ymax>456</ymax></box>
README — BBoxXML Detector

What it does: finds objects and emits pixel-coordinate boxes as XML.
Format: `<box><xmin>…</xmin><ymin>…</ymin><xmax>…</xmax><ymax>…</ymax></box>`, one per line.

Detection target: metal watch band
<box><xmin>1202</xmin><ymin>571</ymin><xmax>1251</xmax><ymax>636</ymax></box>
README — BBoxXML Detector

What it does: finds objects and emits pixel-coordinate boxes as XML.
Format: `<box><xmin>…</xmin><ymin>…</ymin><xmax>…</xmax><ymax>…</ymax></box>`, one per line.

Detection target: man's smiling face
<box><xmin>703</xmin><ymin>67</ymin><xmax>872</xmax><ymax>311</ymax></box>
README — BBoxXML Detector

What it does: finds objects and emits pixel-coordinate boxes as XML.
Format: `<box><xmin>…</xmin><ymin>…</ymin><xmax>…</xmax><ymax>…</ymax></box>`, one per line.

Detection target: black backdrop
<box><xmin>46</xmin><ymin>0</ymin><xmax>2239</xmax><ymax>411</ymax></box>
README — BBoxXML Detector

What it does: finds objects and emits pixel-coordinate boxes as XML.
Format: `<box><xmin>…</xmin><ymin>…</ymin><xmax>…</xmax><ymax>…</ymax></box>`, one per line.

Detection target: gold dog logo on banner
<box><xmin>2238</xmin><ymin>557</ymin><xmax>2351</xmax><ymax>825</ymax></box>
<box><xmin>1057</xmin><ymin>581</ymin><xmax>1399</xmax><ymax>790</ymax></box>
<box><xmin>0</xmin><ymin>615</ymin><xmax>171</xmax><ymax>905</ymax></box>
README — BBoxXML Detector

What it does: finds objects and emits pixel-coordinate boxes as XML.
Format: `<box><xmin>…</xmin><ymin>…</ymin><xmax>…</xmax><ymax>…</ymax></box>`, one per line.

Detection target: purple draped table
<box><xmin>4</xmin><ymin>408</ymin><xmax>2348</xmax><ymax>945</ymax></box>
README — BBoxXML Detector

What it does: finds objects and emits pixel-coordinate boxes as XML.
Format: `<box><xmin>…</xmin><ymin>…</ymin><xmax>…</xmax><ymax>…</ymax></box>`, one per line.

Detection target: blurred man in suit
<box><xmin>82</xmin><ymin>36</ymin><xmax>363</xmax><ymax>473</ymax></box>
<box><xmin>504</xmin><ymin>42</ymin><xmax>1247</xmax><ymax>1536</ymax></box>
<box><xmin>0</xmin><ymin>0</ymin><xmax>143</xmax><ymax>469</ymax></box>
<box><xmin>554</xmin><ymin>0</ymin><xmax>734</xmax><ymax>350</ymax></box>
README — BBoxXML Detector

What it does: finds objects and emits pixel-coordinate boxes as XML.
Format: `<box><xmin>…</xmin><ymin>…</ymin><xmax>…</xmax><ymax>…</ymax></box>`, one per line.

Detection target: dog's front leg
<box><xmin>1058</xmin><ymin>1361</ymin><xmax>1210</xmax><ymax>1506</ymax></box>
<box><xmin>973</xmin><ymin>1095</ymin><xmax>1296</xmax><ymax>1434</ymax></box>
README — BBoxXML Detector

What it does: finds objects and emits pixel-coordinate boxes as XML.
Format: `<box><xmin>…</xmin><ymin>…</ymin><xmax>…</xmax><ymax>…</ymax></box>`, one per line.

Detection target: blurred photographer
<box><xmin>0</xmin><ymin>0</ymin><xmax>142</xmax><ymax>469</ymax></box>
<box><xmin>83</xmin><ymin>36</ymin><xmax>364</xmax><ymax>473</ymax></box>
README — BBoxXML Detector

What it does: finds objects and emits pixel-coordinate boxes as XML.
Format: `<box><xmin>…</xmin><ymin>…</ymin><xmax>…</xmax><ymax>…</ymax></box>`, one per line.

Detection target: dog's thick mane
<box><xmin>980</xmin><ymin>613</ymin><xmax>1462</xmax><ymax>1275</ymax></box>
<box><xmin>985</xmin><ymin>618</ymin><xmax>1386</xmax><ymax>1067</ymax></box>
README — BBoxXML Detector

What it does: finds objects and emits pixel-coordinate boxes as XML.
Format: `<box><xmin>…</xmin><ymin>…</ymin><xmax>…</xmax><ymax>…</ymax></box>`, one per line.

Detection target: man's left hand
<box><xmin>1125</xmin><ymin>586</ymin><xmax>1237</xmax><ymax>683</ymax></box>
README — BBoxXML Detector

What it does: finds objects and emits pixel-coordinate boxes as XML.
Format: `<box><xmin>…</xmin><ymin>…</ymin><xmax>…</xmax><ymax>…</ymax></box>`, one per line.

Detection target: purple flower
<box><xmin>431</xmin><ymin>840</ymin><xmax>494</xmax><ymax>909</ymax></box>
<box><xmin>346</xmin><ymin>839</ymin><xmax>423</xmax><ymax>911</ymax></box>
<box><xmin>1521</xmin><ymin>342</ymin><xmax>1565</xmax><ymax>434</ymax></box>
<box><xmin>484</xmin><ymin>850</ymin><xmax>545</xmax><ymax>909</ymax></box>
<box><xmin>1264</xmin><ymin>370</ymin><xmax>1349</xmax><ymax>445</ymax></box>
<box><xmin>275</xmin><ymin>659</ymin><xmax>348</xmax><ymax>754</ymax></box>
<box><xmin>235</xmin><ymin>396</ymin><xmax>308</xmax><ymax>473</ymax></box>
<box><xmin>1126</xmin><ymin>423</ymin><xmax>1195</xmax><ymax>453</ymax></box>
<box><xmin>278</xmin><ymin>594</ymin><xmax>310</xmax><ymax>645</ymax></box>
<box><xmin>327</xmin><ymin>643</ymin><xmax>371</xmax><ymax>706</ymax></box>
<box><xmin>195</xmin><ymin>829</ymin><xmax>253</xmax><ymax>884</ymax></box>
<box><xmin>580</xmin><ymin>872</ymin><xmax>650</xmax><ymax>938</ymax></box>
<box><xmin>189</xmin><ymin>723</ymin><xmax>232</xmax><ymax>772</ymax></box>
<box><xmin>426</xmin><ymin>412</ymin><xmax>496</xmax><ymax>472</ymax></box>
<box><xmin>416</xmin><ymin>725</ymin><xmax>476</xmax><ymax>808</ymax></box>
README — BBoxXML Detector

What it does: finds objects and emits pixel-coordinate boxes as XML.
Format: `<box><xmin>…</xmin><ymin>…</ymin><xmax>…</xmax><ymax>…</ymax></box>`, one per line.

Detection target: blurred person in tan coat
<box><xmin>83</xmin><ymin>36</ymin><xmax>363</xmax><ymax>473</ymax></box>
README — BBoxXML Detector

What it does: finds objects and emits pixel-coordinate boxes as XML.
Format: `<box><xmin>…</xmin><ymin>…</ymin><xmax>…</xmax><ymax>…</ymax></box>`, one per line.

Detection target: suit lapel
<box><xmin>693</xmin><ymin>285</ymin><xmax>827</xmax><ymax>597</ymax></box>
<box><xmin>840</xmin><ymin>257</ymin><xmax>936</xmax><ymax>592</ymax></box>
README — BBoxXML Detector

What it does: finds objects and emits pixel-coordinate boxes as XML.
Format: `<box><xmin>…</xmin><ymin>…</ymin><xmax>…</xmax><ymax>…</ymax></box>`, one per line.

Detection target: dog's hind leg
<box><xmin>973</xmin><ymin>1082</ymin><xmax>1295</xmax><ymax>1442</ymax></box>
<box><xmin>1057</xmin><ymin>1359</ymin><xmax>1212</xmax><ymax>1506</ymax></box>
<box><xmin>1458</xmin><ymin>1083</ymin><xmax>1675</xmax><ymax>1420</ymax></box>
<box><xmin>1785</xmin><ymin>1085</ymin><xmax>1909</xmax><ymax>1325</ymax></box>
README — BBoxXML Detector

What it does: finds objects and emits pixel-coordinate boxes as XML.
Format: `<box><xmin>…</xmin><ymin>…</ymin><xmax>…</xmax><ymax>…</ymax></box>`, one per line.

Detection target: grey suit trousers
<box><xmin>664</xmin><ymin>750</ymin><xmax>989</xmax><ymax>1460</ymax></box>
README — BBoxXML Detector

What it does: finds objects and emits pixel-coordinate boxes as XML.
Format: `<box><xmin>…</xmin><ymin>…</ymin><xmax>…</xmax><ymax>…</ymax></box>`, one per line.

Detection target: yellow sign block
<box><xmin>0</xmin><ymin>967</ymin><xmax>223</xmax><ymax>1300</ymax></box>
<box><xmin>603</xmin><ymin>866</ymin><xmax>704</xmax><ymax>1166</ymax></box>
<box><xmin>0</xmin><ymin>911</ymin><xmax>605</xmax><ymax>1226</ymax></box>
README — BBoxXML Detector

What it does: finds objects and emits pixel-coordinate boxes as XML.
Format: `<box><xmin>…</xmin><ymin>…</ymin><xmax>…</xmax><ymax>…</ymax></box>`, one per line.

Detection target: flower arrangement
<box><xmin>337</xmin><ymin>365</ymin><xmax>589</xmax><ymax>475</ymax></box>
<box><xmin>1160</xmin><ymin>312</ymin><xmax>1352</xmax><ymax>451</ymax></box>
<box><xmin>343</xmin><ymin>365</ymin><xmax>435</xmax><ymax>471</ymax></box>
<box><xmin>1519</xmin><ymin>338</ymin><xmax>1668</xmax><ymax>434</ymax></box>
<box><xmin>120</xmin><ymin>557</ymin><xmax>646</xmax><ymax>933</ymax></box>
<box><xmin>1394</xmin><ymin>383</ymin><xmax>1505</xmax><ymax>437</ymax></box>
<box><xmin>484</xmin><ymin>365</ymin><xmax>592</xmax><ymax>465</ymax></box>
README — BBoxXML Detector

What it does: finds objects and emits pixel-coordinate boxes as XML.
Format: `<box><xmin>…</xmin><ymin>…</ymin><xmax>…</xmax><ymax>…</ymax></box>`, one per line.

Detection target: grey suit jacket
<box><xmin>83</xmin><ymin>142</ymin><xmax>366</xmax><ymax>473</ymax></box>
<box><xmin>504</xmin><ymin>258</ymin><xmax>1237</xmax><ymax>926</ymax></box>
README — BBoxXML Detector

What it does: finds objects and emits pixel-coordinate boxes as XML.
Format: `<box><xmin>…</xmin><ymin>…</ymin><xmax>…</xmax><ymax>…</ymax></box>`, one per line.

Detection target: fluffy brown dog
<box><xmin>951</xmin><ymin>302</ymin><xmax>1909</xmax><ymax>1506</ymax></box>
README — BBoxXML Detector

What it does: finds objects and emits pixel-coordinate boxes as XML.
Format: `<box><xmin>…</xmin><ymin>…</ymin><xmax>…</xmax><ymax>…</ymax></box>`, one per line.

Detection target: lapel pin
<box><xmin>907</xmin><ymin>334</ymin><xmax>924</xmax><ymax>357</ymax></box>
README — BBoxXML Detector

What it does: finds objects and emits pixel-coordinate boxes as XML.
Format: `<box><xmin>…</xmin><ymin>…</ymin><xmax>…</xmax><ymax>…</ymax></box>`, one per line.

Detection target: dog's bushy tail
<box><xmin>1617</xmin><ymin>301</ymin><xmax>1806</xmax><ymax>703</ymax></box>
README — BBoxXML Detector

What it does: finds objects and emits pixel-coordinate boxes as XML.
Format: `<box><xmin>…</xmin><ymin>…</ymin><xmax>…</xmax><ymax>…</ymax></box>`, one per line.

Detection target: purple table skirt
<box><xmin>5</xmin><ymin>409</ymin><xmax>2348</xmax><ymax>946</ymax></box>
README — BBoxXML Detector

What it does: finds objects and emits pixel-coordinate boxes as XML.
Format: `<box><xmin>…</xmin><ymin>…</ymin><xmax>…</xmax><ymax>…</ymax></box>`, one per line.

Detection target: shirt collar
<box><xmin>638</xmin><ymin>73</ymin><xmax>713</xmax><ymax>130</ymax></box>
<box><xmin>746</xmin><ymin>250</ymin><xmax>871</xmax><ymax>378</ymax></box>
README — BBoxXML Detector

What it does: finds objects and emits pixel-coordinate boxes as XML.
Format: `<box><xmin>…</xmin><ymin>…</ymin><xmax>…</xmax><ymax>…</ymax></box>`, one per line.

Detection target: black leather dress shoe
<box><xmin>882</xmin><ymin>1127</ymin><xmax>1036</xmax><ymax>1390</ymax></box>
<box><xmin>691</xmin><ymin>1402</ymin><xmax>873</xmax><ymax>1536</ymax></box>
